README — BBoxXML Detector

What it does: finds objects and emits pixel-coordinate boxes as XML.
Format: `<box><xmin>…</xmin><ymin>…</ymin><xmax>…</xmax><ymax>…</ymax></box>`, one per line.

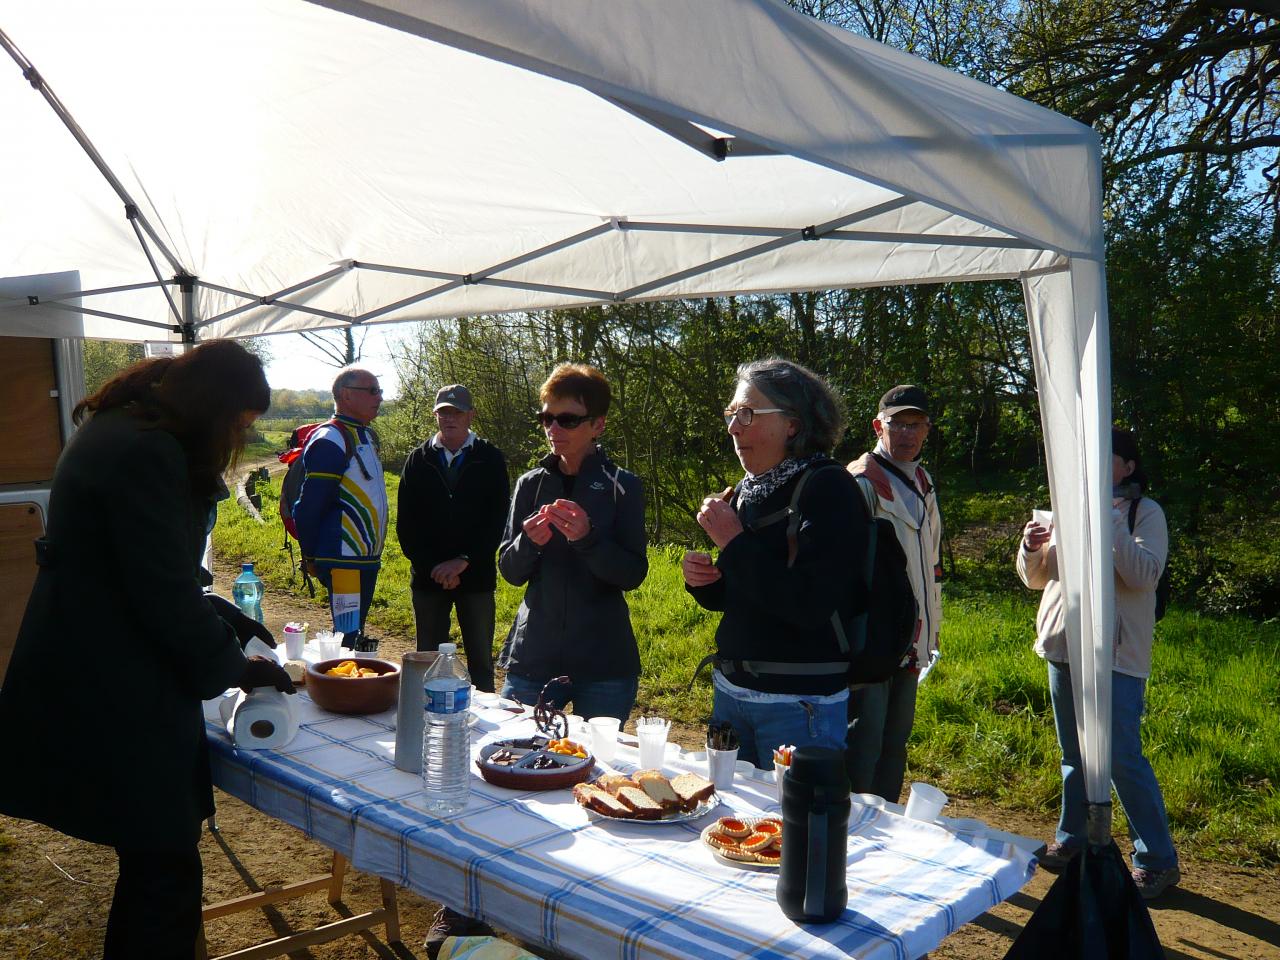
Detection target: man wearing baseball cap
<box><xmin>845</xmin><ymin>384</ymin><xmax>943</xmax><ymax>802</ymax></box>
<box><xmin>397</xmin><ymin>384</ymin><xmax>510</xmax><ymax>692</ymax></box>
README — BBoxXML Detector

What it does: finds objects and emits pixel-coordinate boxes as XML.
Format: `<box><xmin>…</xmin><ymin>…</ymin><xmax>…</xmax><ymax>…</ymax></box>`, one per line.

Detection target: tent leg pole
<box><xmin>179</xmin><ymin>272</ymin><xmax>197</xmax><ymax>344</ymax></box>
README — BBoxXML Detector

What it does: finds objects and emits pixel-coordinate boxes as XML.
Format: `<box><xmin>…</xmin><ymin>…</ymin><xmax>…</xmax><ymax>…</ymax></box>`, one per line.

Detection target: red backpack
<box><xmin>277</xmin><ymin>419</ymin><xmax>356</xmax><ymax>592</ymax></box>
<box><xmin>277</xmin><ymin>418</ymin><xmax>355</xmax><ymax>540</ymax></box>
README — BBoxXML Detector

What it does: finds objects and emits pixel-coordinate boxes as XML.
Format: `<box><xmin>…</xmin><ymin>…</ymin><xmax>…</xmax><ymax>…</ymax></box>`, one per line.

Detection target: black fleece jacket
<box><xmin>498</xmin><ymin>447</ymin><xmax>647</xmax><ymax>681</ymax></box>
<box><xmin>687</xmin><ymin>458</ymin><xmax>870</xmax><ymax>695</ymax></box>
<box><xmin>397</xmin><ymin>436</ymin><xmax>509</xmax><ymax>592</ymax></box>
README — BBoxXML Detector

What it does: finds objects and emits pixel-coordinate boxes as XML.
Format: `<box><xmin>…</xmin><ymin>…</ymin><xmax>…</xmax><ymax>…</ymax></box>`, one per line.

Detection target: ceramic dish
<box><xmin>475</xmin><ymin>738</ymin><xmax>594</xmax><ymax>791</ymax></box>
<box><xmin>305</xmin><ymin>657</ymin><xmax>399</xmax><ymax>714</ymax></box>
<box><xmin>700</xmin><ymin>815</ymin><xmax>784</xmax><ymax>869</ymax></box>
<box><xmin>584</xmin><ymin>794</ymin><xmax>721</xmax><ymax>826</ymax></box>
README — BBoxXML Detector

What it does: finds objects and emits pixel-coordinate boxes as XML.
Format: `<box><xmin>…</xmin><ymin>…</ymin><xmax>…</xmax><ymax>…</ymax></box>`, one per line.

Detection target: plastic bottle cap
<box><xmin>241</xmin><ymin>562</ymin><xmax>254</xmax><ymax>572</ymax></box>
<box><xmin>438</xmin><ymin>643</ymin><xmax>457</xmax><ymax>655</ymax></box>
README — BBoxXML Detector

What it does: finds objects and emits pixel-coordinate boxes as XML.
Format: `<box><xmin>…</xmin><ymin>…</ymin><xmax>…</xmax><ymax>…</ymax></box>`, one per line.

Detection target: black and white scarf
<box><xmin>736</xmin><ymin>453</ymin><xmax>824</xmax><ymax>507</ymax></box>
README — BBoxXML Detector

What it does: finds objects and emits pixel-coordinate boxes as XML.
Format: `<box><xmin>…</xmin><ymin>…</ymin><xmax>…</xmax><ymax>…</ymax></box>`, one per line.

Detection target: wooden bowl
<box><xmin>476</xmin><ymin>738</ymin><xmax>595</xmax><ymax>791</ymax></box>
<box><xmin>306</xmin><ymin>657</ymin><xmax>400</xmax><ymax>714</ymax></box>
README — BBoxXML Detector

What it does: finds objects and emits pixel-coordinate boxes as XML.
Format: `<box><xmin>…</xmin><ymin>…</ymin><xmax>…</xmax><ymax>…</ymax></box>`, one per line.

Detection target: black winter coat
<box><xmin>497</xmin><ymin>448</ymin><xmax>647</xmax><ymax>681</ymax></box>
<box><xmin>397</xmin><ymin>437</ymin><xmax>509</xmax><ymax>593</ymax></box>
<box><xmin>0</xmin><ymin>408</ymin><xmax>247</xmax><ymax>849</ymax></box>
<box><xmin>687</xmin><ymin>458</ymin><xmax>870</xmax><ymax>696</ymax></box>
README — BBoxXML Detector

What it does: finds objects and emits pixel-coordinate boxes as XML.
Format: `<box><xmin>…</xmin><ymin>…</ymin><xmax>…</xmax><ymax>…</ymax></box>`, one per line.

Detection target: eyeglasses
<box><xmin>345</xmin><ymin>384</ymin><xmax>383</xmax><ymax>396</ymax></box>
<box><xmin>883</xmin><ymin>418</ymin><xmax>929</xmax><ymax>434</ymax></box>
<box><xmin>723</xmin><ymin>406</ymin><xmax>785</xmax><ymax>428</ymax></box>
<box><xmin>536</xmin><ymin>411</ymin><xmax>595</xmax><ymax>429</ymax></box>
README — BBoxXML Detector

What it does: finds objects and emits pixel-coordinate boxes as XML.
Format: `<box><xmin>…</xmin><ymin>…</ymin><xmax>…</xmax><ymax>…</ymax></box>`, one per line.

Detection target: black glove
<box><xmin>207</xmin><ymin>593</ymin><xmax>276</xmax><ymax>649</ymax></box>
<box><xmin>239</xmin><ymin>656</ymin><xmax>296</xmax><ymax>694</ymax></box>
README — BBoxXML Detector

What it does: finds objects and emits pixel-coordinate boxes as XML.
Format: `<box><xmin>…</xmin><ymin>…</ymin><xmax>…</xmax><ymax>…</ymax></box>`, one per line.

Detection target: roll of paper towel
<box><xmin>218</xmin><ymin>688</ymin><xmax>300</xmax><ymax>750</ymax></box>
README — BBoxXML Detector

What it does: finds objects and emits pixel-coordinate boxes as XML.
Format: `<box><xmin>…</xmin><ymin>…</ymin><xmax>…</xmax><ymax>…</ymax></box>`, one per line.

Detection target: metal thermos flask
<box><xmin>776</xmin><ymin>746</ymin><xmax>850</xmax><ymax>923</ymax></box>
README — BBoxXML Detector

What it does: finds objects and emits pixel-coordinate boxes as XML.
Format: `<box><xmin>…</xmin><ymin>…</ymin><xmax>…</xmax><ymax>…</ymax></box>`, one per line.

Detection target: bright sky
<box><xmin>262</xmin><ymin>326</ymin><xmax>404</xmax><ymax>399</ymax></box>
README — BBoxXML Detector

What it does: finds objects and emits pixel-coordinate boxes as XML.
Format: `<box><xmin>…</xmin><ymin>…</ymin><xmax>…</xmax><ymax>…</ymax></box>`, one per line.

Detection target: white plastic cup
<box><xmin>707</xmin><ymin>748</ymin><xmax>738</xmax><ymax>791</ymax></box>
<box><xmin>283</xmin><ymin>626</ymin><xmax>305</xmax><ymax>661</ymax></box>
<box><xmin>853</xmin><ymin>792</ymin><xmax>886</xmax><ymax>810</ymax></box>
<box><xmin>949</xmin><ymin>817</ymin><xmax>988</xmax><ymax>840</ymax></box>
<box><xmin>774</xmin><ymin>760</ymin><xmax>788</xmax><ymax>804</ymax></box>
<box><xmin>635</xmin><ymin>717</ymin><xmax>670</xmax><ymax>770</ymax></box>
<box><xmin>905</xmin><ymin>781</ymin><xmax>948</xmax><ymax>822</ymax></box>
<box><xmin>317</xmin><ymin>637</ymin><xmax>343</xmax><ymax>660</ymax></box>
<box><xmin>589</xmin><ymin>716</ymin><xmax>621</xmax><ymax>763</ymax></box>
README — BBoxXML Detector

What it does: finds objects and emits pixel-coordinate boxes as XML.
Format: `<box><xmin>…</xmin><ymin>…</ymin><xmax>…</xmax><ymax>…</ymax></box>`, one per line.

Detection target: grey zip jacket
<box><xmin>498</xmin><ymin>447</ymin><xmax>647</xmax><ymax>681</ymax></box>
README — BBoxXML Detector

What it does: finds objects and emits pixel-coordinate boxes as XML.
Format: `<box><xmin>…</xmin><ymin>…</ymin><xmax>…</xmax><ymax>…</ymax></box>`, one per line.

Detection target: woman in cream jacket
<box><xmin>1017</xmin><ymin>428</ymin><xmax>1179</xmax><ymax>899</ymax></box>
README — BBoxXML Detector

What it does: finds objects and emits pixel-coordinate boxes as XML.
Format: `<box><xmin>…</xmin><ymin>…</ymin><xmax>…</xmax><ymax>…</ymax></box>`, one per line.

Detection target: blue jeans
<box><xmin>1048</xmin><ymin>660</ymin><xmax>1178</xmax><ymax>871</ymax></box>
<box><xmin>845</xmin><ymin>665</ymin><xmax>919</xmax><ymax>802</ymax></box>
<box><xmin>500</xmin><ymin>673</ymin><xmax>639</xmax><ymax>725</ymax></box>
<box><xmin>711</xmin><ymin>680</ymin><xmax>849</xmax><ymax>769</ymax></box>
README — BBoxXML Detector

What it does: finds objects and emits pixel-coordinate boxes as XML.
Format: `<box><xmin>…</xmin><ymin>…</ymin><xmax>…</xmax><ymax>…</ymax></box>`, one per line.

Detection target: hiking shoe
<box><xmin>1037</xmin><ymin>840</ymin><xmax>1081</xmax><ymax>872</ymax></box>
<box><xmin>1132</xmin><ymin>865</ymin><xmax>1181</xmax><ymax>899</ymax></box>
<box><xmin>424</xmin><ymin>907</ymin><xmax>495</xmax><ymax>959</ymax></box>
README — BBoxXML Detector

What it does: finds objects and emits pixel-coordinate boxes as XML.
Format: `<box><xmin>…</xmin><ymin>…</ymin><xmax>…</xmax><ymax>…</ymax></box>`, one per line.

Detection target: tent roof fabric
<box><xmin>3</xmin><ymin>0</ymin><xmax>1096</xmax><ymax>342</ymax></box>
<box><xmin>1</xmin><ymin>0</ymin><xmax>1118</xmax><ymax>807</ymax></box>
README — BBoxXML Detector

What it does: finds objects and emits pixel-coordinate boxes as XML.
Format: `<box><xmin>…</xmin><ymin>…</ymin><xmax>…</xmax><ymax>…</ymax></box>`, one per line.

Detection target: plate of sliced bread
<box><xmin>573</xmin><ymin>769</ymin><xmax>719</xmax><ymax>824</ymax></box>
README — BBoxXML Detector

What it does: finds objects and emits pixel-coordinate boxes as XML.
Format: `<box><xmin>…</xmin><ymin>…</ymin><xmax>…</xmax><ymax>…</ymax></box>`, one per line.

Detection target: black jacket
<box><xmin>498</xmin><ymin>448</ymin><xmax>647</xmax><ymax>681</ymax></box>
<box><xmin>0</xmin><ymin>408</ymin><xmax>247</xmax><ymax>849</ymax></box>
<box><xmin>687</xmin><ymin>458</ymin><xmax>869</xmax><ymax>695</ymax></box>
<box><xmin>397</xmin><ymin>436</ymin><xmax>509</xmax><ymax>593</ymax></box>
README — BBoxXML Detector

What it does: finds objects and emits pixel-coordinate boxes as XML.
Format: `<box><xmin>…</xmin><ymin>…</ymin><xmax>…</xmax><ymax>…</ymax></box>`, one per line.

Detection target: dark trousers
<box><xmin>104</xmin><ymin>843</ymin><xmax>204</xmax><ymax>960</ymax></box>
<box><xmin>411</xmin><ymin>587</ymin><xmax>496</xmax><ymax>692</ymax></box>
<box><xmin>845</xmin><ymin>665</ymin><xmax>919</xmax><ymax>803</ymax></box>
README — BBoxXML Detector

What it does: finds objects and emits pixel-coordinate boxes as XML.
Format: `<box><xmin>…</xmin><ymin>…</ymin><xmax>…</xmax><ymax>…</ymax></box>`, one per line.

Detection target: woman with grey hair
<box><xmin>683</xmin><ymin>358</ymin><xmax>870</xmax><ymax>767</ymax></box>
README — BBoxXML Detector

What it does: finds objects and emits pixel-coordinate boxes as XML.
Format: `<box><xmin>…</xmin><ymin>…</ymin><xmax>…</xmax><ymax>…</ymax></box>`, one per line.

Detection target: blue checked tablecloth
<box><xmin>203</xmin><ymin>692</ymin><xmax>1036</xmax><ymax>960</ymax></box>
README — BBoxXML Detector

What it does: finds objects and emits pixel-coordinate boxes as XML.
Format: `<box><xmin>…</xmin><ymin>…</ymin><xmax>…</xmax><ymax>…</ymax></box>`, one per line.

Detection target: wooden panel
<box><xmin>0</xmin><ymin>502</ymin><xmax>44</xmax><ymax>683</ymax></box>
<box><xmin>0</xmin><ymin>337</ymin><xmax>63</xmax><ymax>484</ymax></box>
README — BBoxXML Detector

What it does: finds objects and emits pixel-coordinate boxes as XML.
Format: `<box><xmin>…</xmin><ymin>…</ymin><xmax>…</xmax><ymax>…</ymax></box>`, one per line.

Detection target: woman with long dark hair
<box><xmin>0</xmin><ymin>339</ymin><xmax>294</xmax><ymax>958</ymax></box>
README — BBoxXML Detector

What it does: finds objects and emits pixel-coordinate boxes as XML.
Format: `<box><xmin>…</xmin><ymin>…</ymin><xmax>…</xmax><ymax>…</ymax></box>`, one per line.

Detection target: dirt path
<box><xmin>3</xmin><ymin>549</ymin><xmax>1277</xmax><ymax>959</ymax></box>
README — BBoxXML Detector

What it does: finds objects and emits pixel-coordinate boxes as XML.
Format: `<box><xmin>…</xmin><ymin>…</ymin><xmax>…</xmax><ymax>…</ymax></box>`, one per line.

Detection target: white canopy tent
<box><xmin>1</xmin><ymin>0</ymin><xmax>1116</xmax><ymax>811</ymax></box>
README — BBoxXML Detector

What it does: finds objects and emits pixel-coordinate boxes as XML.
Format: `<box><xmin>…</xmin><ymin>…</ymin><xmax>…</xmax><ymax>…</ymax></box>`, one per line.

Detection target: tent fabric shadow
<box><xmin>1004</xmin><ymin>840</ymin><xmax>1165</xmax><ymax>959</ymax></box>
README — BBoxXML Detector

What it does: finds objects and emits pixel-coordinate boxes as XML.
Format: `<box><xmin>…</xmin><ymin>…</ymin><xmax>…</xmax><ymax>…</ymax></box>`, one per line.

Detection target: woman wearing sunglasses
<box><xmin>683</xmin><ymin>358</ymin><xmax>870</xmax><ymax>768</ymax></box>
<box><xmin>497</xmin><ymin>363</ymin><xmax>648</xmax><ymax>721</ymax></box>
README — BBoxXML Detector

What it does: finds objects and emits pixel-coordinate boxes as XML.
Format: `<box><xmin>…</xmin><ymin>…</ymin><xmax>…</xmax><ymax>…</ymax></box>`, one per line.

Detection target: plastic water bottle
<box><xmin>421</xmin><ymin>643</ymin><xmax>472</xmax><ymax>815</ymax></box>
<box><xmin>232</xmin><ymin>562</ymin><xmax>264</xmax><ymax>622</ymax></box>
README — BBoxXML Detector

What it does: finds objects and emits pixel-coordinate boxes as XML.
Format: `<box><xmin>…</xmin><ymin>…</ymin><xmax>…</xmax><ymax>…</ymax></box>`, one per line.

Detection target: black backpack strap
<box><xmin>1127</xmin><ymin>497</ymin><xmax>1139</xmax><ymax>534</ymax></box>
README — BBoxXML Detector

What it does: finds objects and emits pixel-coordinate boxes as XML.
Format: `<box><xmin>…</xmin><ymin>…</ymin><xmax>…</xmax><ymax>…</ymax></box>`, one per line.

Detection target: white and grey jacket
<box><xmin>847</xmin><ymin>448</ymin><xmax>943</xmax><ymax>668</ymax></box>
<box><xmin>1016</xmin><ymin>496</ymin><xmax>1167</xmax><ymax>678</ymax></box>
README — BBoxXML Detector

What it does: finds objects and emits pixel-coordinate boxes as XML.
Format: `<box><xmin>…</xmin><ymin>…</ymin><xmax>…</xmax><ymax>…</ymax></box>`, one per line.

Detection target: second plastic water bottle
<box><xmin>421</xmin><ymin>643</ymin><xmax>471</xmax><ymax>815</ymax></box>
<box><xmin>232</xmin><ymin>562</ymin><xmax>264</xmax><ymax>622</ymax></box>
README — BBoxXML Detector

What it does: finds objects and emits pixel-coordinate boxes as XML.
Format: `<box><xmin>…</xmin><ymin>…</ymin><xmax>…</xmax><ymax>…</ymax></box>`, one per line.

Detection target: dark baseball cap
<box><xmin>878</xmin><ymin>384</ymin><xmax>929</xmax><ymax>417</ymax></box>
<box><xmin>433</xmin><ymin>384</ymin><xmax>474</xmax><ymax>412</ymax></box>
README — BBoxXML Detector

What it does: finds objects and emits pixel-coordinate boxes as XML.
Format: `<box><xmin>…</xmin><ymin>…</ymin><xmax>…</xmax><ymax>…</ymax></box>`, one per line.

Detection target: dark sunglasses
<box><xmin>345</xmin><ymin>384</ymin><xmax>383</xmax><ymax>396</ymax></box>
<box><xmin>536</xmin><ymin>411</ymin><xmax>594</xmax><ymax>429</ymax></box>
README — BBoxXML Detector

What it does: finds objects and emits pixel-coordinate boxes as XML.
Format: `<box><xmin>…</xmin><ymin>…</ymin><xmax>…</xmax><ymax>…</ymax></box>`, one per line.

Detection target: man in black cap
<box><xmin>396</xmin><ymin>384</ymin><xmax>509</xmax><ymax>692</ymax></box>
<box><xmin>845</xmin><ymin>385</ymin><xmax>943</xmax><ymax>802</ymax></box>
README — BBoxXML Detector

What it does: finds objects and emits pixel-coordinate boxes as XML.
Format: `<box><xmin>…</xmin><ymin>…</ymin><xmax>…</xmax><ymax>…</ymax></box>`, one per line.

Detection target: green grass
<box><xmin>215</xmin><ymin>475</ymin><xmax>1280</xmax><ymax>866</ymax></box>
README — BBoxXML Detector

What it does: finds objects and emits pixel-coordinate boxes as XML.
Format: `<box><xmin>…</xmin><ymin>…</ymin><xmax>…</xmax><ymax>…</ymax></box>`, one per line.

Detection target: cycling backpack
<box><xmin>775</xmin><ymin>466</ymin><xmax>917</xmax><ymax>684</ymax></box>
<box><xmin>277</xmin><ymin>418</ymin><xmax>353</xmax><ymax>541</ymax></box>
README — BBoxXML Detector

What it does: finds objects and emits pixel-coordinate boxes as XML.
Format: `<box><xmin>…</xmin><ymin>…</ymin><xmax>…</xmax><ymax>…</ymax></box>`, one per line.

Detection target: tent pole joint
<box><xmin>801</xmin><ymin>225</ymin><xmax>818</xmax><ymax>241</ymax></box>
<box><xmin>28</xmin><ymin>295</ymin><xmax>39</xmax><ymax>306</ymax></box>
<box><xmin>462</xmin><ymin>274</ymin><xmax>477</xmax><ymax>285</ymax></box>
<box><xmin>713</xmin><ymin>138</ymin><xmax>730</xmax><ymax>161</ymax></box>
<box><xmin>22</xmin><ymin>66</ymin><xmax>41</xmax><ymax>88</ymax></box>
<box><xmin>125</xmin><ymin>203</ymin><xmax>139</xmax><ymax>220</ymax></box>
